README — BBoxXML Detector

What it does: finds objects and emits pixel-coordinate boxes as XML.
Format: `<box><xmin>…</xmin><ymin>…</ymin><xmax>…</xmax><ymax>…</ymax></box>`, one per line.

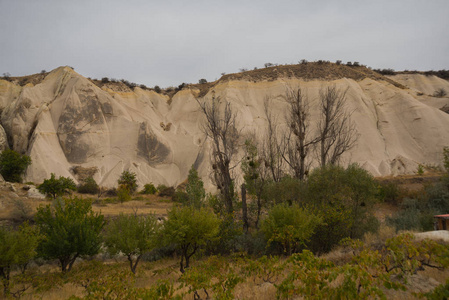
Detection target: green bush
<box><xmin>141</xmin><ymin>183</ymin><xmax>157</xmax><ymax>195</ymax></box>
<box><xmin>38</xmin><ymin>173</ymin><xmax>76</xmax><ymax>199</ymax></box>
<box><xmin>387</xmin><ymin>198</ymin><xmax>422</xmax><ymax>231</ymax></box>
<box><xmin>377</xmin><ymin>181</ymin><xmax>402</xmax><ymax>204</ymax></box>
<box><xmin>0</xmin><ymin>149</ymin><xmax>31</xmax><ymax>183</ymax></box>
<box><xmin>262</xmin><ymin>203</ymin><xmax>322</xmax><ymax>255</ymax></box>
<box><xmin>158</xmin><ymin>185</ymin><xmax>175</xmax><ymax>197</ymax></box>
<box><xmin>77</xmin><ymin>176</ymin><xmax>100</xmax><ymax>194</ymax></box>
<box><xmin>117</xmin><ymin>186</ymin><xmax>131</xmax><ymax>203</ymax></box>
<box><xmin>303</xmin><ymin>164</ymin><xmax>378</xmax><ymax>252</ymax></box>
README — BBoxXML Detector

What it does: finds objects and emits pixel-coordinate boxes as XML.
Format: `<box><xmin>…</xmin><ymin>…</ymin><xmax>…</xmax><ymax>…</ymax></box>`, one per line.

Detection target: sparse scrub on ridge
<box><xmin>433</xmin><ymin>88</ymin><xmax>447</xmax><ymax>97</ymax></box>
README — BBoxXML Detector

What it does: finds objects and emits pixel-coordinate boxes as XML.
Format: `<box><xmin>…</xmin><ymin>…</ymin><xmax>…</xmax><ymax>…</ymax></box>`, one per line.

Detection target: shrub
<box><xmin>377</xmin><ymin>181</ymin><xmax>402</xmax><ymax>204</ymax></box>
<box><xmin>303</xmin><ymin>164</ymin><xmax>378</xmax><ymax>252</ymax></box>
<box><xmin>141</xmin><ymin>183</ymin><xmax>157</xmax><ymax>194</ymax></box>
<box><xmin>336</xmin><ymin>60</ymin><xmax>342</xmax><ymax>65</ymax></box>
<box><xmin>0</xmin><ymin>149</ymin><xmax>32</xmax><ymax>183</ymax></box>
<box><xmin>77</xmin><ymin>176</ymin><xmax>99</xmax><ymax>194</ymax></box>
<box><xmin>198</xmin><ymin>79</ymin><xmax>207</xmax><ymax>84</ymax></box>
<box><xmin>117</xmin><ymin>186</ymin><xmax>131</xmax><ymax>203</ymax></box>
<box><xmin>153</xmin><ymin>85</ymin><xmax>161</xmax><ymax>93</ymax></box>
<box><xmin>387</xmin><ymin>198</ymin><xmax>422</xmax><ymax>231</ymax></box>
<box><xmin>118</xmin><ymin>171</ymin><xmax>138</xmax><ymax>194</ymax></box>
<box><xmin>38</xmin><ymin>173</ymin><xmax>76</xmax><ymax>199</ymax></box>
<box><xmin>262</xmin><ymin>203</ymin><xmax>322</xmax><ymax>255</ymax></box>
<box><xmin>35</xmin><ymin>197</ymin><xmax>105</xmax><ymax>272</ymax></box>
<box><xmin>434</xmin><ymin>88</ymin><xmax>447</xmax><ymax>98</ymax></box>
<box><xmin>101</xmin><ymin>77</ymin><xmax>109</xmax><ymax>83</ymax></box>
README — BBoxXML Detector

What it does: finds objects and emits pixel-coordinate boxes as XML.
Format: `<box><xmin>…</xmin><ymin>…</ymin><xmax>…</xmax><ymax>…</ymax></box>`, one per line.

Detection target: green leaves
<box><xmin>35</xmin><ymin>197</ymin><xmax>104</xmax><ymax>272</ymax></box>
<box><xmin>38</xmin><ymin>173</ymin><xmax>76</xmax><ymax>199</ymax></box>
<box><xmin>0</xmin><ymin>149</ymin><xmax>31</xmax><ymax>183</ymax></box>
<box><xmin>185</xmin><ymin>166</ymin><xmax>206</xmax><ymax>208</ymax></box>
<box><xmin>262</xmin><ymin>204</ymin><xmax>322</xmax><ymax>255</ymax></box>
<box><xmin>104</xmin><ymin>213</ymin><xmax>160</xmax><ymax>273</ymax></box>
<box><xmin>118</xmin><ymin>170</ymin><xmax>138</xmax><ymax>194</ymax></box>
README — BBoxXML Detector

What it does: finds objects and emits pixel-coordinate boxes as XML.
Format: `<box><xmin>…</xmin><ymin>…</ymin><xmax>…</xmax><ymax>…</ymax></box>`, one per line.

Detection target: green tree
<box><xmin>118</xmin><ymin>170</ymin><xmax>138</xmax><ymax>194</ymax></box>
<box><xmin>104</xmin><ymin>213</ymin><xmax>160</xmax><ymax>274</ymax></box>
<box><xmin>262</xmin><ymin>203</ymin><xmax>322</xmax><ymax>255</ymax></box>
<box><xmin>185</xmin><ymin>166</ymin><xmax>205</xmax><ymax>208</ymax></box>
<box><xmin>163</xmin><ymin>206</ymin><xmax>220</xmax><ymax>273</ymax></box>
<box><xmin>38</xmin><ymin>173</ymin><xmax>77</xmax><ymax>199</ymax></box>
<box><xmin>35</xmin><ymin>197</ymin><xmax>104</xmax><ymax>272</ymax></box>
<box><xmin>0</xmin><ymin>223</ymin><xmax>40</xmax><ymax>295</ymax></box>
<box><xmin>0</xmin><ymin>149</ymin><xmax>31</xmax><ymax>183</ymax></box>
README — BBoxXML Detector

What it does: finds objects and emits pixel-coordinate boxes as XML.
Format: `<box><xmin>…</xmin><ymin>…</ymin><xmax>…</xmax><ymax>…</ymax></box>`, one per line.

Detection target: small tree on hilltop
<box><xmin>0</xmin><ymin>149</ymin><xmax>31</xmax><ymax>183</ymax></box>
<box><xmin>104</xmin><ymin>213</ymin><xmax>160</xmax><ymax>274</ymax></box>
<box><xmin>35</xmin><ymin>197</ymin><xmax>104</xmax><ymax>272</ymax></box>
<box><xmin>38</xmin><ymin>173</ymin><xmax>76</xmax><ymax>199</ymax></box>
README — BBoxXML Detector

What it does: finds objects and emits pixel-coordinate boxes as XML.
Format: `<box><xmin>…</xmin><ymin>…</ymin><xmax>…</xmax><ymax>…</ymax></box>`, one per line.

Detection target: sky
<box><xmin>1</xmin><ymin>0</ymin><xmax>448</xmax><ymax>88</ymax></box>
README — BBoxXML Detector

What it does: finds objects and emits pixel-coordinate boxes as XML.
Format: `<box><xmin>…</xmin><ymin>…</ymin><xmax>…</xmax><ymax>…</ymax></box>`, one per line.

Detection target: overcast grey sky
<box><xmin>1</xmin><ymin>0</ymin><xmax>448</xmax><ymax>87</ymax></box>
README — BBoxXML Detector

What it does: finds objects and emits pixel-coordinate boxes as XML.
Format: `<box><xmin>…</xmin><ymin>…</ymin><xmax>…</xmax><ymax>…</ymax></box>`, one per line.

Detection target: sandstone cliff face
<box><xmin>0</xmin><ymin>66</ymin><xmax>448</xmax><ymax>189</ymax></box>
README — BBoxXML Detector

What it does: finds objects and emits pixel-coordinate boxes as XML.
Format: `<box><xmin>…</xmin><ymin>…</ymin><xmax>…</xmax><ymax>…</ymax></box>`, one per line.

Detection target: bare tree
<box><xmin>318</xmin><ymin>86</ymin><xmax>357</xmax><ymax>167</ymax></box>
<box><xmin>261</xmin><ymin>97</ymin><xmax>285</xmax><ymax>182</ymax></box>
<box><xmin>197</xmin><ymin>95</ymin><xmax>238</xmax><ymax>215</ymax></box>
<box><xmin>283</xmin><ymin>87</ymin><xmax>320</xmax><ymax>180</ymax></box>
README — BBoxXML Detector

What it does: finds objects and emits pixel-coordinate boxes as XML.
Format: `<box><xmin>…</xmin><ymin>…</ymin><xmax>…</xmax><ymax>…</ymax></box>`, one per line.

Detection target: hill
<box><xmin>0</xmin><ymin>63</ymin><xmax>448</xmax><ymax>189</ymax></box>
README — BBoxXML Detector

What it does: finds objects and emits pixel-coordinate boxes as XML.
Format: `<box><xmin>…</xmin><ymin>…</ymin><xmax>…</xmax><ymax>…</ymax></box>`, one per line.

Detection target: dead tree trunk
<box><xmin>318</xmin><ymin>86</ymin><xmax>357</xmax><ymax>167</ymax></box>
<box><xmin>197</xmin><ymin>95</ymin><xmax>238</xmax><ymax>215</ymax></box>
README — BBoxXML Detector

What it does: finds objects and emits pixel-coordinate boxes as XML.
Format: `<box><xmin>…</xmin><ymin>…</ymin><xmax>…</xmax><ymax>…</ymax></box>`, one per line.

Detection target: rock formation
<box><xmin>0</xmin><ymin>64</ymin><xmax>448</xmax><ymax>190</ymax></box>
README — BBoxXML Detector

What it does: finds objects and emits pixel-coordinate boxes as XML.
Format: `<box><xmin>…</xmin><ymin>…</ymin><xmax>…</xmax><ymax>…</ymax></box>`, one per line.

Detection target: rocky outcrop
<box><xmin>0</xmin><ymin>66</ymin><xmax>448</xmax><ymax>190</ymax></box>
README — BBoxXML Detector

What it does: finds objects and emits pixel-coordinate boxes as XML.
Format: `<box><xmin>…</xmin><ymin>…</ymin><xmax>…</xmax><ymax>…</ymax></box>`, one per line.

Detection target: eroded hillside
<box><xmin>0</xmin><ymin>63</ymin><xmax>448</xmax><ymax>189</ymax></box>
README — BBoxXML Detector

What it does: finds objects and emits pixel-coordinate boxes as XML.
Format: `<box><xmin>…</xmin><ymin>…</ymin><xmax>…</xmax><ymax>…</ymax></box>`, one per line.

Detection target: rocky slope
<box><xmin>0</xmin><ymin>64</ymin><xmax>448</xmax><ymax>189</ymax></box>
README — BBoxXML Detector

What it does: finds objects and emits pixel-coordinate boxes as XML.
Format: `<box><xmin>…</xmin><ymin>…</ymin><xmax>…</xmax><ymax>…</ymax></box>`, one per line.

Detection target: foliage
<box><xmin>141</xmin><ymin>183</ymin><xmax>157</xmax><ymax>194</ymax></box>
<box><xmin>35</xmin><ymin>197</ymin><xmax>104</xmax><ymax>272</ymax></box>
<box><xmin>377</xmin><ymin>180</ymin><xmax>402</xmax><ymax>204</ymax></box>
<box><xmin>303</xmin><ymin>164</ymin><xmax>379</xmax><ymax>253</ymax></box>
<box><xmin>118</xmin><ymin>170</ymin><xmax>138</xmax><ymax>194</ymax></box>
<box><xmin>417</xmin><ymin>164</ymin><xmax>425</xmax><ymax>175</ymax></box>
<box><xmin>104</xmin><ymin>213</ymin><xmax>160</xmax><ymax>274</ymax></box>
<box><xmin>180</xmin><ymin>255</ymin><xmax>245</xmax><ymax>300</ymax></box>
<box><xmin>163</xmin><ymin>206</ymin><xmax>220</xmax><ymax>272</ymax></box>
<box><xmin>0</xmin><ymin>149</ymin><xmax>31</xmax><ymax>183</ymax></box>
<box><xmin>262</xmin><ymin>176</ymin><xmax>302</xmax><ymax>206</ymax></box>
<box><xmin>262</xmin><ymin>203</ymin><xmax>322</xmax><ymax>255</ymax></box>
<box><xmin>77</xmin><ymin>176</ymin><xmax>99</xmax><ymax>194</ymax></box>
<box><xmin>38</xmin><ymin>173</ymin><xmax>76</xmax><ymax>199</ymax></box>
<box><xmin>0</xmin><ymin>223</ymin><xmax>40</xmax><ymax>295</ymax></box>
<box><xmin>158</xmin><ymin>185</ymin><xmax>175</xmax><ymax>197</ymax></box>
<box><xmin>185</xmin><ymin>165</ymin><xmax>206</xmax><ymax>208</ymax></box>
<box><xmin>117</xmin><ymin>185</ymin><xmax>132</xmax><ymax>203</ymax></box>
<box><xmin>198</xmin><ymin>78</ymin><xmax>207</xmax><ymax>84</ymax></box>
